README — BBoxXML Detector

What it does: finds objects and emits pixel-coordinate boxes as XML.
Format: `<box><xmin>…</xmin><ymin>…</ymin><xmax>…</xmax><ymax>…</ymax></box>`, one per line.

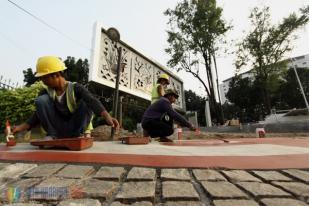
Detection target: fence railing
<box><xmin>0</xmin><ymin>75</ymin><xmax>21</xmax><ymax>90</ymax></box>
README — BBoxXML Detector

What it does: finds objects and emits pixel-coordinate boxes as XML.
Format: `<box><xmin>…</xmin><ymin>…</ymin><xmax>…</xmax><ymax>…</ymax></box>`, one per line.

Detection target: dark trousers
<box><xmin>142</xmin><ymin>119</ymin><xmax>174</xmax><ymax>138</ymax></box>
<box><xmin>35</xmin><ymin>94</ymin><xmax>92</xmax><ymax>138</ymax></box>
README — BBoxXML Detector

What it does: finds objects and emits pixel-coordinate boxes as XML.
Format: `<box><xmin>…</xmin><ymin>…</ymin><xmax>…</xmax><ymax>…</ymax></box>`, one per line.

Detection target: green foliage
<box><xmin>277</xmin><ymin>67</ymin><xmax>309</xmax><ymax>109</ymax></box>
<box><xmin>23</xmin><ymin>68</ymin><xmax>37</xmax><ymax>87</ymax></box>
<box><xmin>122</xmin><ymin>117</ymin><xmax>136</xmax><ymax>132</ymax></box>
<box><xmin>222</xmin><ymin>102</ymin><xmax>241</xmax><ymax>120</ymax></box>
<box><xmin>0</xmin><ymin>82</ymin><xmax>43</xmax><ymax>131</ymax></box>
<box><xmin>226</xmin><ymin>76</ymin><xmax>265</xmax><ymax>122</ymax></box>
<box><xmin>64</xmin><ymin>56</ymin><xmax>89</xmax><ymax>85</ymax></box>
<box><xmin>185</xmin><ymin>90</ymin><xmax>206</xmax><ymax>126</ymax></box>
<box><xmin>235</xmin><ymin>5</ymin><xmax>309</xmax><ymax>114</ymax></box>
<box><xmin>226</xmin><ymin>66</ymin><xmax>309</xmax><ymax>121</ymax></box>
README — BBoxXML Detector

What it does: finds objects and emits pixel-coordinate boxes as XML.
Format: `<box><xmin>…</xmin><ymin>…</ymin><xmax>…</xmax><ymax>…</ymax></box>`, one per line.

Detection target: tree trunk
<box><xmin>203</xmin><ymin>52</ymin><xmax>220</xmax><ymax>124</ymax></box>
<box><xmin>212</xmin><ymin>53</ymin><xmax>225</xmax><ymax>124</ymax></box>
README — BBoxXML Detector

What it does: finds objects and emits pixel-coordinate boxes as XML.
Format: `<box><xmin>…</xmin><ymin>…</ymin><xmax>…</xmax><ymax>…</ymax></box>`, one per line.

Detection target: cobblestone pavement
<box><xmin>0</xmin><ymin>162</ymin><xmax>308</xmax><ymax>206</ymax></box>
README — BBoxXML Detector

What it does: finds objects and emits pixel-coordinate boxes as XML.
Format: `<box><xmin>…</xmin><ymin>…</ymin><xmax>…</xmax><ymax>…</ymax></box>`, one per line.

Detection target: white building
<box><xmin>219</xmin><ymin>54</ymin><xmax>309</xmax><ymax>104</ymax></box>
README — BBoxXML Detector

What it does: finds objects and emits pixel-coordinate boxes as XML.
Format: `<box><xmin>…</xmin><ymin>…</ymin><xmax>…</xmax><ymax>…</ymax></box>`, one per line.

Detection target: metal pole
<box><xmin>291</xmin><ymin>58</ymin><xmax>309</xmax><ymax>111</ymax></box>
<box><xmin>119</xmin><ymin>96</ymin><xmax>123</xmax><ymax>128</ymax></box>
<box><xmin>111</xmin><ymin>47</ymin><xmax>122</xmax><ymax>140</ymax></box>
<box><xmin>205</xmin><ymin>97</ymin><xmax>212</xmax><ymax>127</ymax></box>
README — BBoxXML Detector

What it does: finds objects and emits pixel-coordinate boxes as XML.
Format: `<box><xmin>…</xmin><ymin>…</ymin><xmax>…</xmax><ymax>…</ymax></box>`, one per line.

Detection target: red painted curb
<box><xmin>0</xmin><ymin>151</ymin><xmax>308</xmax><ymax>169</ymax></box>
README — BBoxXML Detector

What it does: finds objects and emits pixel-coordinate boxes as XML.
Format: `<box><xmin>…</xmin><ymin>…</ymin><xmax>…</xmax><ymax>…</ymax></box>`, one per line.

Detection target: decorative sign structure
<box><xmin>89</xmin><ymin>22</ymin><xmax>185</xmax><ymax>110</ymax></box>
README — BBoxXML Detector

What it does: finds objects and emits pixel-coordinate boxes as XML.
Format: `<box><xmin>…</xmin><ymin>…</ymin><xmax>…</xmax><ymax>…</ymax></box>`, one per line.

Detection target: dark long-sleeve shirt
<box><xmin>26</xmin><ymin>83</ymin><xmax>106</xmax><ymax>128</ymax></box>
<box><xmin>142</xmin><ymin>97</ymin><xmax>192</xmax><ymax>128</ymax></box>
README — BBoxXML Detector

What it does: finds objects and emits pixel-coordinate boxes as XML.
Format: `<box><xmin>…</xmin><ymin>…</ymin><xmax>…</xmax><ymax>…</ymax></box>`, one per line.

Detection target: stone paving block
<box><xmin>192</xmin><ymin>169</ymin><xmax>226</xmax><ymax>181</ymax></box>
<box><xmin>33</xmin><ymin>177</ymin><xmax>79</xmax><ymax>200</ymax></box>
<box><xmin>252</xmin><ymin>171</ymin><xmax>292</xmax><ymax>181</ymax></box>
<box><xmin>6</xmin><ymin>178</ymin><xmax>42</xmax><ymax>189</ymax></box>
<box><xmin>283</xmin><ymin>169</ymin><xmax>309</xmax><ymax>183</ymax></box>
<box><xmin>78</xmin><ymin>179</ymin><xmax>118</xmax><ymax>199</ymax></box>
<box><xmin>162</xmin><ymin>181</ymin><xmax>199</xmax><ymax>200</ymax></box>
<box><xmin>0</xmin><ymin>163</ymin><xmax>10</xmax><ymax>170</ymax></box>
<box><xmin>56</xmin><ymin>165</ymin><xmax>95</xmax><ymax>178</ymax></box>
<box><xmin>116</xmin><ymin>181</ymin><xmax>155</xmax><ymax>201</ymax></box>
<box><xmin>272</xmin><ymin>181</ymin><xmax>309</xmax><ymax>197</ymax></box>
<box><xmin>93</xmin><ymin>166</ymin><xmax>126</xmax><ymax>180</ymax></box>
<box><xmin>213</xmin><ymin>200</ymin><xmax>259</xmax><ymax>206</ymax></box>
<box><xmin>126</xmin><ymin>167</ymin><xmax>156</xmax><ymax>181</ymax></box>
<box><xmin>0</xmin><ymin>178</ymin><xmax>14</xmax><ymax>189</ymax></box>
<box><xmin>37</xmin><ymin>177</ymin><xmax>78</xmax><ymax>188</ymax></box>
<box><xmin>58</xmin><ymin>198</ymin><xmax>101</xmax><ymax>206</ymax></box>
<box><xmin>0</xmin><ymin>163</ymin><xmax>37</xmax><ymax>178</ymax></box>
<box><xmin>161</xmin><ymin>169</ymin><xmax>190</xmax><ymax>181</ymax></box>
<box><xmin>201</xmin><ymin>181</ymin><xmax>247</xmax><ymax>198</ymax></box>
<box><xmin>110</xmin><ymin>201</ymin><xmax>153</xmax><ymax>206</ymax></box>
<box><xmin>261</xmin><ymin>198</ymin><xmax>308</xmax><ymax>206</ymax></box>
<box><xmin>237</xmin><ymin>182</ymin><xmax>290</xmax><ymax>197</ymax></box>
<box><xmin>3</xmin><ymin>204</ymin><xmax>44</xmax><ymax>206</ymax></box>
<box><xmin>23</xmin><ymin>164</ymin><xmax>65</xmax><ymax>178</ymax></box>
<box><xmin>222</xmin><ymin>170</ymin><xmax>261</xmax><ymax>182</ymax></box>
<box><xmin>164</xmin><ymin>201</ymin><xmax>203</xmax><ymax>206</ymax></box>
<box><xmin>2</xmin><ymin>178</ymin><xmax>42</xmax><ymax>202</ymax></box>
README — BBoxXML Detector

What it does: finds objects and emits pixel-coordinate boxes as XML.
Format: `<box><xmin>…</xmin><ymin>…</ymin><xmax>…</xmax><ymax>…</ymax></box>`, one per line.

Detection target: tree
<box><xmin>226</xmin><ymin>76</ymin><xmax>264</xmax><ymax>122</ymax></box>
<box><xmin>63</xmin><ymin>56</ymin><xmax>89</xmax><ymax>86</ymax></box>
<box><xmin>23</xmin><ymin>68</ymin><xmax>37</xmax><ymax>87</ymax></box>
<box><xmin>164</xmin><ymin>0</ymin><xmax>231</xmax><ymax>124</ymax></box>
<box><xmin>185</xmin><ymin>90</ymin><xmax>206</xmax><ymax>126</ymax></box>
<box><xmin>277</xmin><ymin>67</ymin><xmax>309</xmax><ymax>109</ymax></box>
<box><xmin>235</xmin><ymin>5</ymin><xmax>309</xmax><ymax>114</ymax></box>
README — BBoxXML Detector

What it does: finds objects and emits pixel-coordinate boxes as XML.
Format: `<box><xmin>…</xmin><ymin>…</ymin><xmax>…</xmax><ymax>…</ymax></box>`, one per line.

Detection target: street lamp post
<box><xmin>107</xmin><ymin>27</ymin><xmax>122</xmax><ymax>140</ymax></box>
<box><xmin>291</xmin><ymin>58</ymin><xmax>309</xmax><ymax>111</ymax></box>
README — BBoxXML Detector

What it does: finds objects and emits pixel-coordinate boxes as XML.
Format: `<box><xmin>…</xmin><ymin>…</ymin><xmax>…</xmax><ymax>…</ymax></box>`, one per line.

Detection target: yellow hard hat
<box><xmin>35</xmin><ymin>56</ymin><xmax>66</xmax><ymax>77</ymax></box>
<box><xmin>158</xmin><ymin>73</ymin><xmax>170</xmax><ymax>84</ymax></box>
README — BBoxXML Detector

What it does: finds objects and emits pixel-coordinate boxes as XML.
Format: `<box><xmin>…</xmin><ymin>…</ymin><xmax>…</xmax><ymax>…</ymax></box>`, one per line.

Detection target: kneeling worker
<box><xmin>12</xmin><ymin>56</ymin><xmax>119</xmax><ymax>139</ymax></box>
<box><xmin>142</xmin><ymin>89</ymin><xmax>196</xmax><ymax>142</ymax></box>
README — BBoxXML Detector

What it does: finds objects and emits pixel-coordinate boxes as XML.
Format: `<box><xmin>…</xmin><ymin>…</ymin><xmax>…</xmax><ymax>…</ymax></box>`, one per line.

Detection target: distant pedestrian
<box><xmin>142</xmin><ymin>89</ymin><xmax>196</xmax><ymax>142</ymax></box>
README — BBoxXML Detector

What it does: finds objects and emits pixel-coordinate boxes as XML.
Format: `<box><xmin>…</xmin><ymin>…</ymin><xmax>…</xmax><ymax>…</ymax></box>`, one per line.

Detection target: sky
<box><xmin>0</xmin><ymin>0</ymin><xmax>308</xmax><ymax>96</ymax></box>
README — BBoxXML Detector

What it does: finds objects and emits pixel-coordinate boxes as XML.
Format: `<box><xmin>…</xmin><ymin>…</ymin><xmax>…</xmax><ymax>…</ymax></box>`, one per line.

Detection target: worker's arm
<box><xmin>157</xmin><ymin>84</ymin><xmax>165</xmax><ymax>97</ymax></box>
<box><xmin>75</xmin><ymin>83</ymin><xmax>120</xmax><ymax>129</ymax></box>
<box><xmin>11</xmin><ymin>123</ymin><xmax>31</xmax><ymax>134</ymax></box>
<box><xmin>101</xmin><ymin>110</ymin><xmax>120</xmax><ymax>130</ymax></box>
<box><xmin>74</xmin><ymin>83</ymin><xmax>106</xmax><ymax>115</ymax></box>
<box><xmin>163</xmin><ymin>101</ymin><xmax>196</xmax><ymax>130</ymax></box>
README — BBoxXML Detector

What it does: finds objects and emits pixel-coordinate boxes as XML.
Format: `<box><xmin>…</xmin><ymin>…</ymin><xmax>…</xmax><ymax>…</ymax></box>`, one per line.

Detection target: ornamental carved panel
<box><xmin>91</xmin><ymin>25</ymin><xmax>184</xmax><ymax>109</ymax></box>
